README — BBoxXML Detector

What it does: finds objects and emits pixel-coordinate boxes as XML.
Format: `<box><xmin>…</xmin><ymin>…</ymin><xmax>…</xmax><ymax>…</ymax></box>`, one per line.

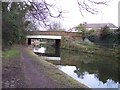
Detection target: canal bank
<box><xmin>61</xmin><ymin>36</ymin><xmax>118</xmax><ymax>57</ymax></box>
<box><xmin>2</xmin><ymin>45</ymin><xmax>89</xmax><ymax>88</ymax></box>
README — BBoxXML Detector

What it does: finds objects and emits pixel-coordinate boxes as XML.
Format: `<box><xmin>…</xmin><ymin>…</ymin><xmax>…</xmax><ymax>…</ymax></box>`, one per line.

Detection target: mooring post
<box><xmin>55</xmin><ymin>39</ymin><xmax>60</xmax><ymax>56</ymax></box>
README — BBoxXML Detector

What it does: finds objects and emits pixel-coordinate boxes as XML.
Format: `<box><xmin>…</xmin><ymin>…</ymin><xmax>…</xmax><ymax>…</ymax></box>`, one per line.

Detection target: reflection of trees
<box><xmin>74</xmin><ymin>67</ymin><xmax>85</xmax><ymax>79</ymax></box>
<box><xmin>96</xmin><ymin>60</ymin><xmax>119</xmax><ymax>84</ymax></box>
<box><xmin>73</xmin><ymin>59</ymin><xmax>120</xmax><ymax>84</ymax></box>
<box><xmin>61</xmin><ymin>49</ymin><xmax>120</xmax><ymax>83</ymax></box>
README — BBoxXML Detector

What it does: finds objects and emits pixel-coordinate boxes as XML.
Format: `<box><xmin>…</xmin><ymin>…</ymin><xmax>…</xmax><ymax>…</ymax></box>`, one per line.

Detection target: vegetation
<box><xmin>2</xmin><ymin>2</ymin><xmax>27</xmax><ymax>50</ymax></box>
<box><xmin>47</xmin><ymin>21</ymin><xmax>65</xmax><ymax>31</ymax></box>
<box><xmin>61</xmin><ymin>25</ymin><xmax>120</xmax><ymax>56</ymax></box>
<box><xmin>2</xmin><ymin>1</ymin><xmax>62</xmax><ymax>50</ymax></box>
<box><xmin>2</xmin><ymin>46</ymin><xmax>19</xmax><ymax>59</ymax></box>
<box><xmin>75</xmin><ymin>23</ymin><xmax>87</xmax><ymax>41</ymax></box>
<box><xmin>88</xmin><ymin>26</ymin><xmax>120</xmax><ymax>48</ymax></box>
<box><xmin>62</xmin><ymin>41</ymin><xmax>117</xmax><ymax>57</ymax></box>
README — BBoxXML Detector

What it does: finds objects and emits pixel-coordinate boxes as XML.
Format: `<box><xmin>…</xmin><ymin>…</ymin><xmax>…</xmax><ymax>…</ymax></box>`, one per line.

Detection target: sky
<box><xmin>47</xmin><ymin>0</ymin><xmax>119</xmax><ymax>30</ymax></box>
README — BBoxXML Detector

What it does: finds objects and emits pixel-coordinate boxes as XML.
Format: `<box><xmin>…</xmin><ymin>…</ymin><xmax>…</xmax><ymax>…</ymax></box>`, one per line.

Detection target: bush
<box><xmin>88</xmin><ymin>29</ymin><xmax>95</xmax><ymax>35</ymax></box>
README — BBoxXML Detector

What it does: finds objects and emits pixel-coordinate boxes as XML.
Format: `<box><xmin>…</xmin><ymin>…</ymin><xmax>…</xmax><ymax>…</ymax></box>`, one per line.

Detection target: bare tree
<box><xmin>8</xmin><ymin>0</ymin><xmax>110</xmax><ymax>28</ymax></box>
<box><xmin>25</xmin><ymin>21</ymin><xmax>38</xmax><ymax>31</ymax></box>
<box><xmin>23</xmin><ymin>0</ymin><xmax>63</xmax><ymax>27</ymax></box>
<box><xmin>76</xmin><ymin>0</ymin><xmax>111</xmax><ymax>16</ymax></box>
<box><xmin>23</xmin><ymin>0</ymin><xmax>110</xmax><ymax>26</ymax></box>
<box><xmin>48</xmin><ymin>21</ymin><xmax>65</xmax><ymax>31</ymax></box>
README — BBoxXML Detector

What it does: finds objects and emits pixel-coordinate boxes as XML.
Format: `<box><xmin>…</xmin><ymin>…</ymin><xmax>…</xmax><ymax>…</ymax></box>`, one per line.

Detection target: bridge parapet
<box><xmin>27</xmin><ymin>31</ymin><xmax>80</xmax><ymax>37</ymax></box>
<box><xmin>26</xmin><ymin>31</ymin><xmax>81</xmax><ymax>46</ymax></box>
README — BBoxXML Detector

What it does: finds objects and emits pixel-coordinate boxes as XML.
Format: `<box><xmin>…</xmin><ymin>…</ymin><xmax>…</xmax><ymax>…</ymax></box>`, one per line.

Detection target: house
<box><xmin>83</xmin><ymin>23</ymin><xmax>118</xmax><ymax>36</ymax></box>
<box><xmin>84</xmin><ymin>23</ymin><xmax>118</xmax><ymax>30</ymax></box>
<box><xmin>67</xmin><ymin>22</ymin><xmax>118</xmax><ymax>32</ymax></box>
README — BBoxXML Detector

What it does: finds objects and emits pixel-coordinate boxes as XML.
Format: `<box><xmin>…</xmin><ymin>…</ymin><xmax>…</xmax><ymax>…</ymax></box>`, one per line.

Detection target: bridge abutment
<box><xmin>55</xmin><ymin>39</ymin><xmax>60</xmax><ymax>56</ymax></box>
<box><xmin>28</xmin><ymin>38</ymin><xmax>31</xmax><ymax>45</ymax></box>
<box><xmin>55</xmin><ymin>39</ymin><xmax>60</xmax><ymax>49</ymax></box>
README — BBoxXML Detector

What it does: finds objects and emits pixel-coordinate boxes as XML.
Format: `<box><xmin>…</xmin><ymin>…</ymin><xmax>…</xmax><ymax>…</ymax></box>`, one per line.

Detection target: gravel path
<box><xmin>19</xmin><ymin>46</ymin><xmax>59</xmax><ymax>88</ymax></box>
<box><xmin>2</xmin><ymin>46</ymin><xmax>58</xmax><ymax>88</ymax></box>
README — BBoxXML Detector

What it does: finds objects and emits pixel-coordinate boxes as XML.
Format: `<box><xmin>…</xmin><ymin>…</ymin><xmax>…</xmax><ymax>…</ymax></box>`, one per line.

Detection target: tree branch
<box><xmin>24</xmin><ymin>0</ymin><xmax>62</xmax><ymax>27</ymax></box>
<box><xmin>76</xmin><ymin>0</ymin><xmax>110</xmax><ymax>15</ymax></box>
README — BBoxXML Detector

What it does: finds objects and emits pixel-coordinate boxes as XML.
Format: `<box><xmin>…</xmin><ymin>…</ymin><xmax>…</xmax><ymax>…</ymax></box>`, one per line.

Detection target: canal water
<box><xmin>33</xmin><ymin>44</ymin><xmax>120</xmax><ymax>88</ymax></box>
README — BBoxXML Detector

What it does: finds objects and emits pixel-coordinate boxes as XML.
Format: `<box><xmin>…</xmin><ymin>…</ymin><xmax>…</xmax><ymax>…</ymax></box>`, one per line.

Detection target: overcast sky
<box><xmin>47</xmin><ymin>0</ymin><xmax>119</xmax><ymax>30</ymax></box>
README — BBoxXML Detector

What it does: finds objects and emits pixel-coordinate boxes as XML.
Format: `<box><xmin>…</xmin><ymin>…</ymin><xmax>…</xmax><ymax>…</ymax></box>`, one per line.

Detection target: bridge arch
<box><xmin>26</xmin><ymin>35</ymin><xmax>61</xmax><ymax>56</ymax></box>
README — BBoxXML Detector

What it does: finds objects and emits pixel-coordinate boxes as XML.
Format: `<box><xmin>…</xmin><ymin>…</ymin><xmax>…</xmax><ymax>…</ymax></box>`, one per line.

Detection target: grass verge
<box><xmin>2</xmin><ymin>46</ymin><xmax>20</xmax><ymax>59</ymax></box>
<box><xmin>61</xmin><ymin>40</ymin><xmax>118</xmax><ymax>57</ymax></box>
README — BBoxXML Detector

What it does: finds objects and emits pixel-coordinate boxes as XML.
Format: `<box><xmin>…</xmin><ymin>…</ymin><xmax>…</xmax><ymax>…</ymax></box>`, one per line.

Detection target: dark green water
<box><xmin>33</xmin><ymin>45</ymin><xmax>120</xmax><ymax>88</ymax></box>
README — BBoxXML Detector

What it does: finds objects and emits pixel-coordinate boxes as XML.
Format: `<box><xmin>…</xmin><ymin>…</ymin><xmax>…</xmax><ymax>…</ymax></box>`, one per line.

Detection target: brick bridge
<box><xmin>26</xmin><ymin>31</ymin><xmax>81</xmax><ymax>45</ymax></box>
<box><xmin>26</xmin><ymin>31</ymin><xmax>81</xmax><ymax>56</ymax></box>
<box><xmin>27</xmin><ymin>31</ymin><xmax>80</xmax><ymax>47</ymax></box>
<box><xmin>27</xmin><ymin>31</ymin><xmax>80</xmax><ymax>37</ymax></box>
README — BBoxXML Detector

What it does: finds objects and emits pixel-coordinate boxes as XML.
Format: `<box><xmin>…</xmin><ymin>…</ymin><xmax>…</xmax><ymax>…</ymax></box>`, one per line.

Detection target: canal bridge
<box><xmin>27</xmin><ymin>31</ymin><xmax>81</xmax><ymax>51</ymax></box>
<box><xmin>26</xmin><ymin>31</ymin><xmax>80</xmax><ymax>45</ymax></box>
<box><xmin>26</xmin><ymin>31</ymin><xmax>81</xmax><ymax>57</ymax></box>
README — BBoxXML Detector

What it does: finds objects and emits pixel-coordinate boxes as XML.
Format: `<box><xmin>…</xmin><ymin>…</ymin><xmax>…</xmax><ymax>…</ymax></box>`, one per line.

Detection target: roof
<box><xmin>67</xmin><ymin>23</ymin><xmax>118</xmax><ymax>32</ymax></box>
<box><xmin>85</xmin><ymin>23</ymin><xmax>118</xmax><ymax>29</ymax></box>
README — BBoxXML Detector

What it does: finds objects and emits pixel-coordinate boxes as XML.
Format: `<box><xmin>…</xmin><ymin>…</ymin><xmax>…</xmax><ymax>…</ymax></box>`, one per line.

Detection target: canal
<box><xmin>33</xmin><ymin>43</ymin><xmax>120</xmax><ymax>88</ymax></box>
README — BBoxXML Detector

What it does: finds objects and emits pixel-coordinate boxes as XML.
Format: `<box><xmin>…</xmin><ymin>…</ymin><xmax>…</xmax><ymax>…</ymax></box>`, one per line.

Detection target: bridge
<box><xmin>27</xmin><ymin>31</ymin><xmax>80</xmax><ymax>39</ymax></box>
<box><xmin>27</xmin><ymin>35</ymin><xmax>61</xmax><ymax>56</ymax></box>
<box><xmin>26</xmin><ymin>31</ymin><xmax>80</xmax><ymax>49</ymax></box>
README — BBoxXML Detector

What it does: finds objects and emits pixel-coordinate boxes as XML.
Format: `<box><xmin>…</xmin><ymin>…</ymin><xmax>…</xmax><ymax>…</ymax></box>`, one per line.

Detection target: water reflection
<box><xmin>33</xmin><ymin>44</ymin><xmax>61</xmax><ymax>60</ymax></box>
<box><xmin>33</xmin><ymin>47</ymin><xmax>46</xmax><ymax>53</ymax></box>
<box><xmin>44</xmin><ymin>57</ymin><xmax>61</xmax><ymax>61</ymax></box>
<box><xmin>58</xmin><ymin>65</ymin><xmax>119</xmax><ymax>88</ymax></box>
<box><xmin>58</xmin><ymin>49</ymin><xmax>119</xmax><ymax>88</ymax></box>
<box><xmin>33</xmin><ymin>44</ymin><xmax>120</xmax><ymax>88</ymax></box>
